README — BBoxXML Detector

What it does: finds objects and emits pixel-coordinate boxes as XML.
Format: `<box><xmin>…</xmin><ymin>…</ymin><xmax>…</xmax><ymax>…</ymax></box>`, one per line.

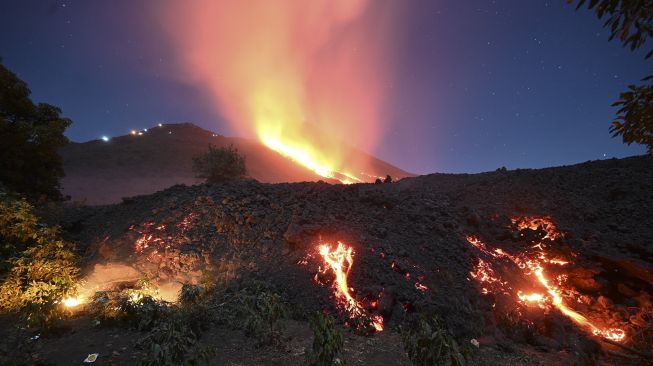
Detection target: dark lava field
<box><xmin>8</xmin><ymin>155</ymin><xmax>653</xmax><ymax>365</ymax></box>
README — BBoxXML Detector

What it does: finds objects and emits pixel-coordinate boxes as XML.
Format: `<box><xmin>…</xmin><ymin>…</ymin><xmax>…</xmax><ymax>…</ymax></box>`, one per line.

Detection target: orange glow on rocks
<box><xmin>159</xmin><ymin>1</ymin><xmax>399</xmax><ymax>183</ymax></box>
<box><xmin>465</xmin><ymin>217</ymin><xmax>627</xmax><ymax>343</ymax></box>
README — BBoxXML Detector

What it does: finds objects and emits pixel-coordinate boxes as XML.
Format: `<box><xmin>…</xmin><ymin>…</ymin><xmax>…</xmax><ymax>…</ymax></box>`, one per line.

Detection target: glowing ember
<box><xmin>62</xmin><ymin>297</ymin><xmax>81</xmax><ymax>308</ymax></box>
<box><xmin>465</xmin><ymin>217</ymin><xmax>627</xmax><ymax>343</ymax></box>
<box><xmin>317</xmin><ymin>241</ymin><xmax>383</xmax><ymax>332</ymax></box>
<box><xmin>133</xmin><ymin>213</ymin><xmax>197</xmax><ymax>254</ymax></box>
<box><xmin>414</xmin><ymin>282</ymin><xmax>428</xmax><ymax>292</ymax></box>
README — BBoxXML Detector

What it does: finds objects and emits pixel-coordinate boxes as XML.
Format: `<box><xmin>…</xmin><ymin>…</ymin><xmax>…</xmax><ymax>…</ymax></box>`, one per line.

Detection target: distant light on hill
<box><xmin>101</xmin><ymin>136</ymin><xmax>110</xmax><ymax>142</ymax></box>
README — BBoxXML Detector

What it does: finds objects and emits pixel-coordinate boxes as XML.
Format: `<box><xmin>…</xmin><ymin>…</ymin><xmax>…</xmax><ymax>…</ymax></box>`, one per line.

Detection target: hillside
<box><xmin>17</xmin><ymin>154</ymin><xmax>651</xmax><ymax>365</ymax></box>
<box><xmin>59</xmin><ymin>123</ymin><xmax>413</xmax><ymax>204</ymax></box>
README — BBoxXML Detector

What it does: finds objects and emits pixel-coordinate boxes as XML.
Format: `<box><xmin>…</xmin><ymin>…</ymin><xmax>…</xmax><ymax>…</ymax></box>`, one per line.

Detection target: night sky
<box><xmin>0</xmin><ymin>0</ymin><xmax>649</xmax><ymax>174</ymax></box>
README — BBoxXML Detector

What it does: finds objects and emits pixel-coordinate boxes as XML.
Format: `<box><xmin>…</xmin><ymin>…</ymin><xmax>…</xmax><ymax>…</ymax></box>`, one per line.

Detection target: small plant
<box><xmin>215</xmin><ymin>282</ymin><xmax>287</xmax><ymax>345</ymax></box>
<box><xmin>88</xmin><ymin>289</ymin><xmax>171</xmax><ymax>331</ymax></box>
<box><xmin>402</xmin><ymin>314</ymin><xmax>464</xmax><ymax>366</ymax></box>
<box><xmin>192</xmin><ymin>144</ymin><xmax>247</xmax><ymax>183</ymax></box>
<box><xmin>137</xmin><ymin>316</ymin><xmax>213</xmax><ymax>366</ymax></box>
<box><xmin>179</xmin><ymin>284</ymin><xmax>206</xmax><ymax>306</ymax></box>
<box><xmin>240</xmin><ymin>289</ymin><xmax>287</xmax><ymax>345</ymax></box>
<box><xmin>306</xmin><ymin>312</ymin><xmax>345</xmax><ymax>366</ymax></box>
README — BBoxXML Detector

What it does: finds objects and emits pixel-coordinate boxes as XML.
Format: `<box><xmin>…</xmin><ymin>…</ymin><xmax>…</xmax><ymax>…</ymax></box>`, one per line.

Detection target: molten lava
<box><xmin>261</xmin><ymin>136</ymin><xmax>361</xmax><ymax>184</ymax></box>
<box><xmin>466</xmin><ymin>217</ymin><xmax>626</xmax><ymax>343</ymax></box>
<box><xmin>317</xmin><ymin>241</ymin><xmax>383</xmax><ymax>332</ymax></box>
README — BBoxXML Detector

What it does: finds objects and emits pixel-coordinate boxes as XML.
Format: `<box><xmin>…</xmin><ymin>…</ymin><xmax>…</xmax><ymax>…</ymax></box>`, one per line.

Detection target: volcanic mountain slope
<box><xmin>43</xmin><ymin>155</ymin><xmax>653</xmax><ymax>365</ymax></box>
<box><xmin>59</xmin><ymin>123</ymin><xmax>412</xmax><ymax>205</ymax></box>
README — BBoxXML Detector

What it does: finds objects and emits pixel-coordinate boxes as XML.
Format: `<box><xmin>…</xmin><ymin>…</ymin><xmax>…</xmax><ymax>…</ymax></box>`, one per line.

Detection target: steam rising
<box><xmin>160</xmin><ymin>1</ymin><xmax>397</xmax><ymax>181</ymax></box>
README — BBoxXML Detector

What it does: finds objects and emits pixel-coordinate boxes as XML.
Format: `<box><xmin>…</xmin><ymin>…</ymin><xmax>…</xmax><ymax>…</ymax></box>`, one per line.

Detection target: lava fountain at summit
<box><xmin>466</xmin><ymin>217</ymin><xmax>626</xmax><ymax>342</ymax></box>
<box><xmin>315</xmin><ymin>242</ymin><xmax>383</xmax><ymax>332</ymax></box>
<box><xmin>160</xmin><ymin>1</ymin><xmax>399</xmax><ymax>183</ymax></box>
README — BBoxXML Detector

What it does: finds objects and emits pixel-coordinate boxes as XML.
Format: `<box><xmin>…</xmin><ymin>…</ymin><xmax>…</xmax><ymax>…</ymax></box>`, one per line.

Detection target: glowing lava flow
<box><xmin>317</xmin><ymin>242</ymin><xmax>383</xmax><ymax>332</ymax></box>
<box><xmin>261</xmin><ymin>136</ymin><xmax>362</xmax><ymax>184</ymax></box>
<box><xmin>465</xmin><ymin>217</ymin><xmax>626</xmax><ymax>343</ymax></box>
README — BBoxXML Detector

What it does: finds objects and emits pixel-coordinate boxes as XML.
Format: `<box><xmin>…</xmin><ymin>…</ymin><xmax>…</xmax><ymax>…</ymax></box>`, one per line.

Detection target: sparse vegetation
<box><xmin>88</xmin><ymin>289</ymin><xmax>172</xmax><ymax>331</ymax></box>
<box><xmin>192</xmin><ymin>144</ymin><xmax>247</xmax><ymax>183</ymax></box>
<box><xmin>89</xmin><ymin>285</ymin><xmax>214</xmax><ymax>365</ymax></box>
<box><xmin>306</xmin><ymin>312</ymin><xmax>345</xmax><ymax>366</ymax></box>
<box><xmin>238</xmin><ymin>287</ymin><xmax>287</xmax><ymax>345</ymax></box>
<box><xmin>0</xmin><ymin>190</ymin><xmax>79</xmax><ymax>329</ymax></box>
<box><xmin>137</xmin><ymin>315</ymin><xmax>214</xmax><ymax>366</ymax></box>
<box><xmin>402</xmin><ymin>314</ymin><xmax>464</xmax><ymax>366</ymax></box>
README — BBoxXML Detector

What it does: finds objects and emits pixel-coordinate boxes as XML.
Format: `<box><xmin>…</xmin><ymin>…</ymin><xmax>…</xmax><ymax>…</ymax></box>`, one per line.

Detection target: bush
<box><xmin>137</xmin><ymin>316</ymin><xmax>214</xmax><ymax>366</ymax></box>
<box><xmin>306</xmin><ymin>312</ymin><xmax>345</xmax><ymax>366</ymax></box>
<box><xmin>239</xmin><ymin>288</ymin><xmax>287</xmax><ymax>345</ymax></box>
<box><xmin>0</xmin><ymin>191</ymin><xmax>43</xmax><ymax>272</ymax></box>
<box><xmin>212</xmin><ymin>282</ymin><xmax>287</xmax><ymax>345</ymax></box>
<box><xmin>402</xmin><ymin>315</ymin><xmax>465</xmax><ymax>366</ymax></box>
<box><xmin>0</xmin><ymin>191</ymin><xmax>79</xmax><ymax>329</ymax></box>
<box><xmin>88</xmin><ymin>288</ymin><xmax>171</xmax><ymax>331</ymax></box>
<box><xmin>192</xmin><ymin>144</ymin><xmax>247</xmax><ymax>183</ymax></box>
<box><xmin>179</xmin><ymin>284</ymin><xmax>206</xmax><ymax>306</ymax></box>
<box><xmin>89</xmin><ymin>285</ymin><xmax>215</xmax><ymax>365</ymax></box>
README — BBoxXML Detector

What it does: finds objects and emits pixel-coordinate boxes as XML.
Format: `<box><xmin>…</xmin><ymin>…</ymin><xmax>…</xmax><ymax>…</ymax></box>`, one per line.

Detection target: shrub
<box><xmin>192</xmin><ymin>144</ymin><xmax>247</xmax><ymax>183</ymax></box>
<box><xmin>239</xmin><ymin>289</ymin><xmax>287</xmax><ymax>345</ymax></box>
<box><xmin>0</xmin><ymin>191</ymin><xmax>44</xmax><ymax>272</ymax></box>
<box><xmin>0</xmin><ymin>191</ymin><xmax>79</xmax><ymax>329</ymax></box>
<box><xmin>306</xmin><ymin>312</ymin><xmax>345</xmax><ymax>366</ymax></box>
<box><xmin>89</xmin><ymin>285</ymin><xmax>215</xmax><ymax>365</ymax></box>
<box><xmin>137</xmin><ymin>316</ymin><xmax>214</xmax><ymax>366</ymax></box>
<box><xmin>179</xmin><ymin>284</ymin><xmax>206</xmax><ymax>306</ymax></box>
<box><xmin>212</xmin><ymin>282</ymin><xmax>287</xmax><ymax>345</ymax></box>
<box><xmin>88</xmin><ymin>288</ymin><xmax>171</xmax><ymax>331</ymax></box>
<box><xmin>402</xmin><ymin>314</ymin><xmax>464</xmax><ymax>366</ymax></box>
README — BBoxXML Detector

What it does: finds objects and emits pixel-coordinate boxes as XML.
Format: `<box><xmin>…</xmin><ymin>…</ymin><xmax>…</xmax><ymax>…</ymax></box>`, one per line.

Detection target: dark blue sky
<box><xmin>0</xmin><ymin>1</ymin><xmax>649</xmax><ymax>174</ymax></box>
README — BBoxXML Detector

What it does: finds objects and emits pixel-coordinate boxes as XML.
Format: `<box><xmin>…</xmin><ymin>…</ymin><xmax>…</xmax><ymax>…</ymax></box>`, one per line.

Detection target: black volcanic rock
<box><xmin>57</xmin><ymin>154</ymin><xmax>653</xmax><ymax>362</ymax></box>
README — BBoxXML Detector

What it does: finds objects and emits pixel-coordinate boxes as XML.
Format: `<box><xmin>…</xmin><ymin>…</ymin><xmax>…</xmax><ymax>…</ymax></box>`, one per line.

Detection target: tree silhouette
<box><xmin>0</xmin><ymin>62</ymin><xmax>72</xmax><ymax>199</ymax></box>
<box><xmin>569</xmin><ymin>0</ymin><xmax>653</xmax><ymax>154</ymax></box>
<box><xmin>192</xmin><ymin>144</ymin><xmax>247</xmax><ymax>183</ymax></box>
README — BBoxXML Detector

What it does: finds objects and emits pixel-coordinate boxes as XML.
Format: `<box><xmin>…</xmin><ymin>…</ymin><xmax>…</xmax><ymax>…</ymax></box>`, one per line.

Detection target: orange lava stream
<box><xmin>528</xmin><ymin>259</ymin><xmax>625</xmax><ymax>342</ymax></box>
<box><xmin>466</xmin><ymin>228</ymin><xmax>626</xmax><ymax>342</ymax></box>
<box><xmin>318</xmin><ymin>242</ymin><xmax>383</xmax><ymax>331</ymax></box>
<box><xmin>262</xmin><ymin>137</ymin><xmax>362</xmax><ymax>184</ymax></box>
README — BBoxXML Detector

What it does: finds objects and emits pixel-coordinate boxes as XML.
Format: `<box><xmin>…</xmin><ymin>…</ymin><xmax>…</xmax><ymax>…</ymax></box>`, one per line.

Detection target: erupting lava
<box><xmin>466</xmin><ymin>217</ymin><xmax>626</xmax><ymax>342</ymax></box>
<box><xmin>160</xmin><ymin>1</ymin><xmax>399</xmax><ymax>184</ymax></box>
<box><xmin>316</xmin><ymin>241</ymin><xmax>383</xmax><ymax>332</ymax></box>
<box><xmin>261</xmin><ymin>136</ymin><xmax>362</xmax><ymax>184</ymax></box>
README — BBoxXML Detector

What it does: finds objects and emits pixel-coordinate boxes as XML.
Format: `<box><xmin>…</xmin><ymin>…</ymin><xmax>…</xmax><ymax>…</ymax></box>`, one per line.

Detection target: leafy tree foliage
<box><xmin>0</xmin><ymin>189</ymin><xmax>79</xmax><ymax>329</ymax></box>
<box><xmin>569</xmin><ymin>0</ymin><xmax>653</xmax><ymax>153</ymax></box>
<box><xmin>192</xmin><ymin>144</ymin><xmax>247</xmax><ymax>183</ymax></box>
<box><xmin>0</xmin><ymin>62</ymin><xmax>72</xmax><ymax>199</ymax></box>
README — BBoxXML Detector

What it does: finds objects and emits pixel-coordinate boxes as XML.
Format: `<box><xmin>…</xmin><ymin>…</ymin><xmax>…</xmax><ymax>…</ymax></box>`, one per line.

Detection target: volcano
<box><xmin>59</xmin><ymin>123</ymin><xmax>413</xmax><ymax>205</ymax></box>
